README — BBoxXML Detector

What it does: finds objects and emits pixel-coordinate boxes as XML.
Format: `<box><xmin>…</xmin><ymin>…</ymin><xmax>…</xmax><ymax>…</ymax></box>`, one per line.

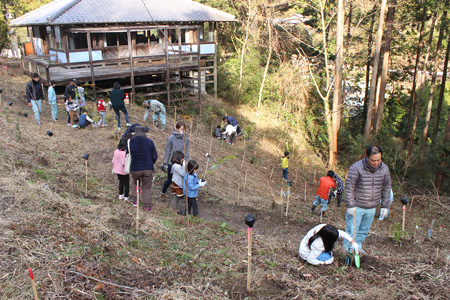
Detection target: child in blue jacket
<box><xmin>183</xmin><ymin>160</ymin><xmax>206</xmax><ymax>217</ymax></box>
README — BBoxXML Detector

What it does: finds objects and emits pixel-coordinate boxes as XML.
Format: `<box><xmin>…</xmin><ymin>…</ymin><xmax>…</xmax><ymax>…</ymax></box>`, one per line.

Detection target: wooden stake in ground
<box><xmin>400</xmin><ymin>196</ymin><xmax>410</xmax><ymax>231</ymax></box>
<box><xmin>204</xmin><ymin>153</ymin><xmax>211</xmax><ymax>179</ymax></box>
<box><xmin>241</xmin><ymin>152</ymin><xmax>246</xmax><ymax>168</ymax></box>
<box><xmin>243</xmin><ymin>170</ymin><xmax>248</xmax><ymax>192</ymax></box>
<box><xmin>28</xmin><ymin>267</ymin><xmax>39</xmax><ymax>300</ymax></box>
<box><xmin>136</xmin><ymin>180</ymin><xmax>140</xmax><ymax>234</ymax></box>
<box><xmin>285</xmin><ymin>185</ymin><xmax>291</xmax><ymax>217</ymax></box>
<box><xmin>295</xmin><ymin>171</ymin><xmax>298</xmax><ymax>184</ymax></box>
<box><xmin>196</xmin><ymin>123</ymin><xmax>199</xmax><ymax>135</ymax></box>
<box><xmin>237</xmin><ymin>184</ymin><xmax>240</xmax><ymax>205</ymax></box>
<box><xmin>304</xmin><ymin>181</ymin><xmax>307</xmax><ymax>201</ymax></box>
<box><xmin>269</xmin><ymin>166</ymin><xmax>274</xmax><ymax>179</ymax></box>
<box><xmin>320</xmin><ymin>210</ymin><xmax>323</xmax><ymax>222</ymax></box>
<box><xmin>244</xmin><ymin>214</ymin><xmax>256</xmax><ymax>293</ymax></box>
<box><xmin>314</xmin><ymin>169</ymin><xmax>316</xmax><ymax>181</ymax></box>
<box><xmin>428</xmin><ymin>219</ymin><xmax>435</xmax><ymax>239</ymax></box>
<box><xmin>82</xmin><ymin>153</ymin><xmax>89</xmax><ymax>196</ymax></box>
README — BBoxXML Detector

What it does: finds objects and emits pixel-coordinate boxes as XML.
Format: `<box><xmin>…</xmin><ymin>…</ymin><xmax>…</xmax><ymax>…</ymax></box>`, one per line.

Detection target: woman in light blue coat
<box><xmin>48</xmin><ymin>81</ymin><xmax>57</xmax><ymax>121</ymax></box>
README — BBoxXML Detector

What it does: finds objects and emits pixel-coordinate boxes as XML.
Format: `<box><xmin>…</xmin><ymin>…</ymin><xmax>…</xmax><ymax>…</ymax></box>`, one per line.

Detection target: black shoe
<box><xmin>311</xmin><ymin>205</ymin><xmax>317</xmax><ymax>212</ymax></box>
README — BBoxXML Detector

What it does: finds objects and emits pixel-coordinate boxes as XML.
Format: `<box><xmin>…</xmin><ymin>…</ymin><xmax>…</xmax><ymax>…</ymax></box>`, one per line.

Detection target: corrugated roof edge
<box><xmin>10</xmin><ymin>0</ymin><xmax>81</xmax><ymax>26</ymax></box>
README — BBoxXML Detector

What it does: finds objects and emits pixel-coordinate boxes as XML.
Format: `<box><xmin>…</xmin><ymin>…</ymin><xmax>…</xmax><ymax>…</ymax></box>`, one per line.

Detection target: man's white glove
<box><xmin>199</xmin><ymin>180</ymin><xmax>206</xmax><ymax>187</ymax></box>
<box><xmin>380</xmin><ymin>208</ymin><xmax>388</xmax><ymax>220</ymax></box>
<box><xmin>351</xmin><ymin>242</ymin><xmax>359</xmax><ymax>254</ymax></box>
<box><xmin>347</xmin><ymin>207</ymin><xmax>356</xmax><ymax>217</ymax></box>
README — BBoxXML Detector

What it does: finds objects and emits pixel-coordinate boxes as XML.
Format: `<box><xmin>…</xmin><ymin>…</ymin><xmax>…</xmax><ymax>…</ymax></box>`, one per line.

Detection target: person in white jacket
<box><xmin>299</xmin><ymin>224</ymin><xmax>359</xmax><ymax>265</ymax></box>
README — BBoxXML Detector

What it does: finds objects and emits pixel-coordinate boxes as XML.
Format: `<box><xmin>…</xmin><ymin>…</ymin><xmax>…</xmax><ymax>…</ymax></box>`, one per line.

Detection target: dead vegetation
<box><xmin>0</xmin><ymin>63</ymin><xmax>449</xmax><ymax>299</ymax></box>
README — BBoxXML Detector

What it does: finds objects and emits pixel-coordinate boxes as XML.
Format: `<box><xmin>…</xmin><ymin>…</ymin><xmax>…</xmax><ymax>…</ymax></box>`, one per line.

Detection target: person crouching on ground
<box><xmin>299</xmin><ymin>224</ymin><xmax>359</xmax><ymax>265</ymax></box>
<box><xmin>170</xmin><ymin>151</ymin><xmax>186</xmax><ymax>215</ymax></box>
<box><xmin>143</xmin><ymin>99</ymin><xmax>166</xmax><ymax>131</ymax></box>
<box><xmin>112</xmin><ymin>138</ymin><xmax>129</xmax><ymax>201</ymax></box>
<box><xmin>311</xmin><ymin>170</ymin><xmax>336</xmax><ymax>217</ymax></box>
<box><xmin>183</xmin><ymin>160</ymin><xmax>206</xmax><ymax>217</ymax></box>
<box><xmin>78</xmin><ymin>109</ymin><xmax>94</xmax><ymax>128</ymax></box>
<box><xmin>128</xmin><ymin>126</ymin><xmax>158</xmax><ymax>211</ymax></box>
<box><xmin>222</xmin><ymin>124</ymin><xmax>237</xmax><ymax>145</ymax></box>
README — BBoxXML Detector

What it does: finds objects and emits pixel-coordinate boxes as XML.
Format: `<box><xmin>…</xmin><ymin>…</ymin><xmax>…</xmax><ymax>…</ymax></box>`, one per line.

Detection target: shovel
<box><xmin>353</xmin><ymin>210</ymin><xmax>360</xmax><ymax>268</ymax></box>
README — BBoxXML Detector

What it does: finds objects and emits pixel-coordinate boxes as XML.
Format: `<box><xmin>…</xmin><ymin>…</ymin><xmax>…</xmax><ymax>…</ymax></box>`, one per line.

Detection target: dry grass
<box><xmin>0</xmin><ymin>62</ymin><xmax>449</xmax><ymax>299</ymax></box>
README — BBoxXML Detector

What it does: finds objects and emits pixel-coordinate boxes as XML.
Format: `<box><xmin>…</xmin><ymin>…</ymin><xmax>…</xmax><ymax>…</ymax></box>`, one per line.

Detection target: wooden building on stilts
<box><xmin>10</xmin><ymin>0</ymin><xmax>235</xmax><ymax>107</ymax></box>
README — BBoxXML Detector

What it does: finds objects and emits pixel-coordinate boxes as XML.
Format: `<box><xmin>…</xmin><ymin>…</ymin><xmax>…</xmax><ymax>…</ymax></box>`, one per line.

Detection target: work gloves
<box><xmin>351</xmin><ymin>242</ymin><xmax>359</xmax><ymax>254</ymax></box>
<box><xmin>162</xmin><ymin>164</ymin><xmax>167</xmax><ymax>172</ymax></box>
<box><xmin>379</xmin><ymin>208</ymin><xmax>388</xmax><ymax>220</ymax></box>
<box><xmin>199</xmin><ymin>180</ymin><xmax>207</xmax><ymax>187</ymax></box>
<box><xmin>346</xmin><ymin>207</ymin><xmax>356</xmax><ymax>217</ymax></box>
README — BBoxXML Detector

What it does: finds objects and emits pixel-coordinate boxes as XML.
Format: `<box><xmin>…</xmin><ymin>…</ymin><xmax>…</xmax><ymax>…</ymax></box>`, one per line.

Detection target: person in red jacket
<box><xmin>311</xmin><ymin>170</ymin><xmax>336</xmax><ymax>216</ymax></box>
<box><xmin>96</xmin><ymin>94</ymin><xmax>110</xmax><ymax>127</ymax></box>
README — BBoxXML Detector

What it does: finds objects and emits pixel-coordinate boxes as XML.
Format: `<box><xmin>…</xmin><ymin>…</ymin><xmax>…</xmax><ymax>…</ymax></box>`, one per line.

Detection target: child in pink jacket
<box><xmin>112</xmin><ymin>138</ymin><xmax>129</xmax><ymax>200</ymax></box>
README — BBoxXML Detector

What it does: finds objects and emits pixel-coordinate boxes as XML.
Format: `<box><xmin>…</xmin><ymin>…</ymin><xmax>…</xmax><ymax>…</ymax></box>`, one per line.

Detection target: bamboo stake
<box><xmin>320</xmin><ymin>210</ymin><xmax>323</xmax><ymax>222</ymax></box>
<box><xmin>196</xmin><ymin>123</ymin><xmax>199</xmax><ymax>135</ymax></box>
<box><xmin>314</xmin><ymin>169</ymin><xmax>316</xmax><ymax>181</ymax></box>
<box><xmin>280</xmin><ymin>185</ymin><xmax>284</xmax><ymax>217</ymax></box>
<box><xmin>247</xmin><ymin>227</ymin><xmax>253</xmax><ymax>292</ymax></box>
<box><xmin>402</xmin><ymin>205</ymin><xmax>407</xmax><ymax>231</ymax></box>
<box><xmin>292</xmin><ymin>142</ymin><xmax>295</xmax><ymax>156</ymax></box>
<box><xmin>295</xmin><ymin>171</ymin><xmax>298</xmax><ymax>184</ymax></box>
<box><xmin>204</xmin><ymin>158</ymin><xmax>210</xmax><ymax>179</ymax></box>
<box><xmin>209</xmin><ymin>138</ymin><xmax>212</xmax><ymax>153</ymax></box>
<box><xmin>304</xmin><ymin>181</ymin><xmax>307</xmax><ymax>201</ymax></box>
<box><xmin>285</xmin><ymin>186</ymin><xmax>291</xmax><ymax>217</ymax></box>
<box><xmin>241</xmin><ymin>152</ymin><xmax>246</xmax><ymax>168</ymax></box>
<box><xmin>136</xmin><ymin>180</ymin><xmax>140</xmax><ymax>234</ymax></box>
<box><xmin>237</xmin><ymin>184</ymin><xmax>240</xmax><ymax>205</ymax></box>
<box><xmin>410</xmin><ymin>196</ymin><xmax>415</xmax><ymax>209</ymax></box>
<box><xmin>269</xmin><ymin>166</ymin><xmax>274</xmax><ymax>179</ymax></box>
<box><xmin>243</xmin><ymin>170</ymin><xmax>248</xmax><ymax>192</ymax></box>
<box><xmin>28</xmin><ymin>267</ymin><xmax>39</xmax><ymax>300</ymax></box>
<box><xmin>85</xmin><ymin>160</ymin><xmax>88</xmax><ymax>196</ymax></box>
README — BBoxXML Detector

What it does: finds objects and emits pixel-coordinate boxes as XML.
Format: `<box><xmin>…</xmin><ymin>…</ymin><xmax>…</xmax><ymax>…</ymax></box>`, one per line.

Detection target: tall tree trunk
<box><xmin>432</xmin><ymin>31</ymin><xmax>450</xmax><ymax>143</ymax></box>
<box><xmin>330</xmin><ymin>0</ymin><xmax>345</xmax><ymax>169</ymax></box>
<box><xmin>363</xmin><ymin>12</ymin><xmax>376</xmax><ymax>129</ymax></box>
<box><xmin>346</xmin><ymin>2</ymin><xmax>353</xmax><ymax>47</ymax></box>
<box><xmin>403</xmin><ymin>0</ymin><xmax>427</xmax><ymax>149</ymax></box>
<box><xmin>257</xmin><ymin>19</ymin><xmax>272</xmax><ymax>108</ymax></box>
<box><xmin>239</xmin><ymin>0</ymin><xmax>252</xmax><ymax>90</ymax></box>
<box><xmin>420</xmin><ymin>0</ymin><xmax>448</xmax><ymax>157</ymax></box>
<box><xmin>364</xmin><ymin>0</ymin><xmax>388</xmax><ymax>143</ymax></box>
<box><xmin>408</xmin><ymin>11</ymin><xmax>438</xmax><ymax>157</ymax></box>
<box><xmin>374</xmin><ymin>0</ymin><xmax>396</xmax><ymax>135</ymax></box>
<box><xmin>434</xmin><ymin>111</ymin><xmax>450</xmax><ymax>191</ymax></box>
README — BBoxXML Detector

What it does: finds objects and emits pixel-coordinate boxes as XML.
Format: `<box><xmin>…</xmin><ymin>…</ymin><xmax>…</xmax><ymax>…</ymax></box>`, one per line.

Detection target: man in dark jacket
<box><xmin>64</xmin><ymin>79</ymin><xmax>77</xmax><ymax>101</ymax></box>
<box><xmin>343</xmin><ymin>145</ymin><xmax>391</xmax><ymax>251</ymax></box>
<box><xmin>26</xmin><ymin>73</ymin><xmax>44</xmax><ymax>125</ymax></box>
<box><xmin>110</xmin><ymin>82</ymin><xmax>131</xmax><ymax>130</ymax></box>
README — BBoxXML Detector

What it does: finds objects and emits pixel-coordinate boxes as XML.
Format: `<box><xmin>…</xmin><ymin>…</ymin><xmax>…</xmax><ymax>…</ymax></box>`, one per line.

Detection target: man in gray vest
<box><xmin>143</xmin><ymin>99</ymin><xmax>166</xmax><ymax>131</ymax></box>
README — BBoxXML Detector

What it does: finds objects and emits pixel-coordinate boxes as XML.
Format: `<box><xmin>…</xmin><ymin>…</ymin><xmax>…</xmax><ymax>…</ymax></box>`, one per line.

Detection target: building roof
<box><xmin>10</xmin><ymin>0</ymin><xmax>236</xmax><ymax>26</ymax></box>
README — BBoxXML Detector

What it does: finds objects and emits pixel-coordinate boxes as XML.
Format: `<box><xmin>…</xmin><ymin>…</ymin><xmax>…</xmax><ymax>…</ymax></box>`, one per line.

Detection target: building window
<box><xmin>201</xmin><ymin>23</ymin><xmax>213</xmax><ymax>42</ymax></box>
<box><xmin>55</xmin><ymin>26</ymin><xmax>62</xmax><ymax>49</ymax></box>
<box><xmin>106</xmin><ymin>33</ymin><xmax>117</xmax><ymax>47</ymax></box>
<box><xmin>150</xmin><ymin>29</ymin><xmax>160</xmax><ymax>44</ymax></box>
<box><xmin>68</xmin><ymin>32</ymin><xmax>88</xmax><ymax>50</ymax></box>
<box><xmin>118</xmin><ymin>32</ymin><xmax>128</xmax><ymax>45</ymax></box>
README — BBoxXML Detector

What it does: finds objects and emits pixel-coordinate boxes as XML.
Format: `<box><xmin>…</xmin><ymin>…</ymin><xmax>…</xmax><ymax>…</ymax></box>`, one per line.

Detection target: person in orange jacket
<box><xmin>311</xmin><ymin>170</ymin><xmax>336</xmax><ymax>216</ymax></box>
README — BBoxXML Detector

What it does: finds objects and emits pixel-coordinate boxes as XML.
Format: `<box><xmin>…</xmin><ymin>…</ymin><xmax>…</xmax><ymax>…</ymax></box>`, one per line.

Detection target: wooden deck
<box><xmin>47</xmin><ymin>60</ymin><xmax>199</xmax><ymax>84</ymax></box>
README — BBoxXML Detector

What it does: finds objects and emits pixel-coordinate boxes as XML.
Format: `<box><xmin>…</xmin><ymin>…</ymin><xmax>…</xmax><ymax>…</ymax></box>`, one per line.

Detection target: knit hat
<box><xmin>143</xmin><ymin>100</ymin><xmax>149</xmax><ymax>105</ymax></box>
<box><xmin>134</xmin><ymin>126</ymin><xmax>147</xmax><ymax>137</ymax></box>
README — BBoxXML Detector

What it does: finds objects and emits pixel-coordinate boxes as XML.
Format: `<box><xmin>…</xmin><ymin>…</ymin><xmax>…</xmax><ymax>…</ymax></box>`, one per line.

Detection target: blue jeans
<box><xmin>161</xmin><ymin>164</ymin><xmax>173</xmax><ymax>194</ymax></box>
<box><xmin>49</xmin><ymin>102</ymin><xmax>57</xmax><ymax>120</ymax></box>
<box><xmin>313</xmin><ymin>195</ymin><xmax>328</xmax><ymax>212</ymax></box>
<box><xmin>344</xmin><ymin>207</ymin><xmax>376</xmax><ymax>251</ymax></box>
<box><xmin>30</xmin><ymin>99</ymin><xmax>42</xmax><ymax>125</ymax></box>
<box><xmin>282</xmin><ymin>168</ymin><xmax>288</xmax><ymax>180</ymax></box>
<box><xmin>99</xmin><ymin>111</ymin><xmax>107</xmax><ymax>126</ymax></box>
<box><xmin>154</xmin><ymin>110</ymin><xmax>166</xmax><ymax>126</ymax></box>
<box><xmin>113</xmin><ymin>106</ymin><xmax>130</xmax><ymax>127</ymax></box>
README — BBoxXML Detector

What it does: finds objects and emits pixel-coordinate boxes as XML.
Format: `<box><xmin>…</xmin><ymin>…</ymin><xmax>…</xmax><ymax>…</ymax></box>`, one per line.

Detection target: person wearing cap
<box><xmin>142</xmin><ymin>99</ymin><xmax>166</xmax><ymax>131</ymax></box>
<box><xmin>26</xmin><ymin>73</ymin><xmax>44</xmax><ymax>125</ymax></box>
<box><xmin>110</xmin><ymin>82</ymin><xmax>131</xmax><ymax>130</ymax></box>
<box><xmin>47</xmin><ymin>81</ymin><xmax>58</xmax><ymax>121</ymax></box>
<box><xmin>343</xmin><ymin>145</ymin><xmax>391</xmax><ymax>252</ymax></box>
<box><xmin>128</xmin><ymin>126</ymin><xmax>158</xmax><ymax>211</ymax></box>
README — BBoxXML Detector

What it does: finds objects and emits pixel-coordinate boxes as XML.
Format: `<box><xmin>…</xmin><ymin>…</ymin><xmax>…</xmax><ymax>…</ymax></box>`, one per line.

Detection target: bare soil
<box><xmin>0</xmin><ymin>63</ymin><xmax>449</xmax><ymax>299</ymax></box>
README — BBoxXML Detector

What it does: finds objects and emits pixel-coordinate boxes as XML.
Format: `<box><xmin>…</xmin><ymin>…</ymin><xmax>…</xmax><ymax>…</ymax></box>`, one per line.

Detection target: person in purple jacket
<box><xmin>128</xmin><ymin>126</ymin><xmax>158</xmax><ymax>211</ymax></box>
